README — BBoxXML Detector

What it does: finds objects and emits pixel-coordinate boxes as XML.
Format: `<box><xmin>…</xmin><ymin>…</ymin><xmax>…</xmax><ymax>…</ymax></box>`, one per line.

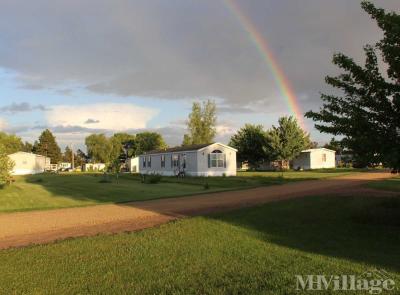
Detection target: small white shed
<box><xmin>139</xmin><ymin>143</ymin><xmax>237</xmax><ymax>176</ymax></box>
<box><xmin>8</xmin><ymin>152</ymin><xmax>51</xmax><ymax>175</ymax></box>
<box><xmin>293</xmin><ymin>148</ymin><xmax>336</xmax><ymax>170</ymax></box>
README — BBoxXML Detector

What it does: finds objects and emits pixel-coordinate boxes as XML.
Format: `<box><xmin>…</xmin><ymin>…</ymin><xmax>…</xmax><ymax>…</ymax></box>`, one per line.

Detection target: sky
<box><xmin>0</xmin><ymin>0</ymin><xmax>399</xmax><ymax>151</ymax></box>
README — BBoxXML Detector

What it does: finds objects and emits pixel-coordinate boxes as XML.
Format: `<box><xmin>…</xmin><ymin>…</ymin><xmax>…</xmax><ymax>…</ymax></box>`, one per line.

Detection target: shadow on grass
<box><xmin>19</xmin><ymin>173</ymin><xmax>312</xmax><ymax>206</ymax></box>
<box><xmin>209</xmin><ymin>195</ymin><xmax>400</xmax><ymax>272</ymax></box>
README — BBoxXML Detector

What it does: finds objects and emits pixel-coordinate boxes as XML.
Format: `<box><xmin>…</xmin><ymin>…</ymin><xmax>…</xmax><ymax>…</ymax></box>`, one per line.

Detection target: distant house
<box><xmin>139</xmin><ymin>143</ymin><xmax>237</xmax><ymax>176</ymax></box>
<box><xmin>82</xmin><ymin>163</ymin><xmax>106</xmax><ymax>172</ymax></box>
<box><xmin>58</xmin><ymin>162</ymin><xmax>72</xmax><ymax>170</ymax></box>
<box><xmin>293</xmin><ymin>148</ymin><xmax>336</xmax><ymax>170</ymax></box>
<box><xmin>8</xmin><ymin>152</ymin><xmax>51</xmax><ymax>175</ymax></box>
<box><xmin>126</xmin><ymin>157</ymin><xmax>139</xmax><ymax>173</ymax></box>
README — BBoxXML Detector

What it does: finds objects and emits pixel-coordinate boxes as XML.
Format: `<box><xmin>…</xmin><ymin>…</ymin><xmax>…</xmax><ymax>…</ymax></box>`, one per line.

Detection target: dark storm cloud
<box><xmin>84</xmin><ymin>118</ymin><xmax>100</xmax><ymax>124</ymax></box>
<box><xmin>0</xmin><ymin>102</ymin><xmax>50</xmax><ymax>113</ymax></box>
<box><xmin>0</xmin><ymin>0</ymin><xmax>398</xmax><ymax>114</ymax></box>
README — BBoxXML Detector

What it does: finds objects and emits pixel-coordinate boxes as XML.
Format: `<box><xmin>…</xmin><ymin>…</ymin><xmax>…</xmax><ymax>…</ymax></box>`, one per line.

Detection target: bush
<box><xmin>0</xmin><ymin>148</ymin><xmax>14</xmax><ymax>187</ymax></box>
<box><xmin>140</xmin><ymin>173</ymin><xmax>162</xmax><ymax>184</ymax></box>
<box><xmin>147</xmin><ymin>174</ymin><xmax>162</xmax><ymax>184</ymax></box>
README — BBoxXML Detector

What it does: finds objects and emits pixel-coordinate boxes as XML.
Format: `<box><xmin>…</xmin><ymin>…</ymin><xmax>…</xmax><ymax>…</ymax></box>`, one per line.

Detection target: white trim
<box><xmin>301</xmin><ymin>148</ymin><xmax>336</xmax><ymax>153</ymax></box>
<box><xmin>198</xmin><ymin>143</ymin><xmax>238</xmax><ymax>152</ymax></box>
<box><xmin>140</xmin><ymin>142</ymin><xmax>238</xmax><ymax>156</ymax></box>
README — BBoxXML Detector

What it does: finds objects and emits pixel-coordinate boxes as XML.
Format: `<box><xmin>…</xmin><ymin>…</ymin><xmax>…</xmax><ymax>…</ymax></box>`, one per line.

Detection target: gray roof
<box><xmin>144</xmin><ymin>143</ymin><xmax>213</xmax><ymax>155</ymax></box>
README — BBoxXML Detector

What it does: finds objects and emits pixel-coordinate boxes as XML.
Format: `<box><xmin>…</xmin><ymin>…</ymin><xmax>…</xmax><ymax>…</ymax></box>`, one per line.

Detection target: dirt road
<box><xmin>0</xmin><ymin>172</ymin><xmax>396</xmax><ymax>249</ymax></box>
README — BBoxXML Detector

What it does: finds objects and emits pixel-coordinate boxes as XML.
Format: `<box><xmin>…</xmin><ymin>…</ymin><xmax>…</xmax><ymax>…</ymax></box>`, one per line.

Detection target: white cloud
<box><xmin>216</xmin><ymin>123</ymin><xmax>236</xmax><ymax>137</ymax></box>
<box><xmin>46</xmin><ymin>103</ymin><xmax>158</xmax><ymax>131</ymax></box>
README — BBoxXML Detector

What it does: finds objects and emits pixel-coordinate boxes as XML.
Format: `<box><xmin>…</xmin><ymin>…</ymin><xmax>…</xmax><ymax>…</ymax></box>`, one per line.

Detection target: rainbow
<box><xmin>223</xmin><ymin>0</ymin><xmax>306</xmax><ymax>130</ymax></box>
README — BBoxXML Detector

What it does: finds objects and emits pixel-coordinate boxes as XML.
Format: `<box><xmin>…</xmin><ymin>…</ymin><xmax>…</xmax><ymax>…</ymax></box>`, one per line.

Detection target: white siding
<box><xmin>139</xmin><ymin>151</ymin><xmax>198</xmax><ymax>176</ymax></box>
<box><xmin>293</xmin><ymin>148</ymin><xmax>336</xmax><ymax>170</ymax></box>
<box><xmin>8</xmin><ymin>152</ymin><xmax>50</xmax><ymax>175</ymax></box>
<box><xmin>126</xmin><ymin>157</ymin><xmax>139</xmax><ymax>172</ymax></box>
<box><xmin>310</xmin><ymin>149</ymin><xmax>335</xmax><ymax>169</ymax></box>
<box><xmin>196</xmin><ymin>144</ymin><xmax>236</xmax><ymax>176</ymax></box>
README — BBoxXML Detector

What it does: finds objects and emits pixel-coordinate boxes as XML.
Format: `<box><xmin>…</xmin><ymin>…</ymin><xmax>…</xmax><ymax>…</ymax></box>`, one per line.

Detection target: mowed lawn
<box><xmin>367</xmin><ymin>176</ymin><xmax>400</xmax><ymax>192</ymax></box>
<box><xmin>0</xmin><ymin>169</ymin><xmax>358</xmax><ymax>213</ymax></box>
<box><xmin>1</xmin><ymin>196</ymin><xmax>399</xmax><ymax>294</ymax></box>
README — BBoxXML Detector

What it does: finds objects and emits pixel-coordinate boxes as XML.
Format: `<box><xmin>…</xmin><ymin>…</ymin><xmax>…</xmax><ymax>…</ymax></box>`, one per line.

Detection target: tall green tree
<box><xmin>183</xmin><ymin>100</ymin><xmax>217</xmax><ymax>145</ymax></box>
<box><xmin>136</xmin><ymin>132</ymin><xmax>167</xmax><ymax>155</ymax></box>
<box><xmin>0</xmin><ymin>144</ymin><xmax>14</xmax><ymax>186</ymax></box>
<box><xmin>21</xmin><ymin>142</ymin><xmax>33</xmax><ymax>153</ymax></box>
<box><xmin>76</xmin><ymin>149</ymin><xmax>88</xmax><ymax>166</ymax></box>
<box><xmin>305</xmin><ymin>1</ymin><xmax>400</xmax><ymax>169</ymax></box>
<box><xmin>85</xmin><ymin>134</ymin><xmax>111</xmax><ymax>163</ymax></box>
<box><xmin>265</xmin><ymin>116</ymin><xmax>311</xmax><ymax>163</ymax></box>
<box><xmin>62</xmin><ymin>146</ymin><xmax>81</xmax><ymax>167</ymax></box>
<box><xmin>110</xmin><ymin>133</ymin><xmax>136</xmax><ymax>160</ymax></box>
<box><xmin>229</xmin><ymin>124</ymin><xmax>269</xmax><ymax>168</ymax></box>
<box><xmin>36</xmin><ymin>129</ymin><xmax>62</xmax><ymax>163</ymax></box>
<box><xmin>63</xmin><ymin>146</ymin><xmax>73</xmax><ymax>163</ymax></box>
<box><xmin>0</xmin><ymin>132</ymin><xmax>23</xmax><ymax>154</ymax></box>
<box><xmin>324</xmin><ymin>138</ymin><xmax>343</xmax><ymax>154</ymax></box>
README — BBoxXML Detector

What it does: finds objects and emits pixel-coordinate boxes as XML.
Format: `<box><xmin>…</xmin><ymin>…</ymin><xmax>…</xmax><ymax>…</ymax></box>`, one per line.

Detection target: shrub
<box><xmin>147</xmin><ymin>174</ymin><xmax>162</xmax><ymax>184</ymax></box>
<box><xmin>0</xmin><ymin>148</ymin><xmax>14</xmax><ymax>187</ymax></box>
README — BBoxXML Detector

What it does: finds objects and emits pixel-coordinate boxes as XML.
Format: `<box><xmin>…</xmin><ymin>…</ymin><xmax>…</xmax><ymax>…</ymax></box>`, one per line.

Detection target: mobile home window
<box><xmin>322</xmin><ymin>153</ymin><xmax>327</xmax><ymax>162</ymax></box>
<box><xmin>209</xmin><ymin>150</ymin><xmax>225</xmax><ymax>168</ymax></box>
<box><xmin>147</xmin><ymin>156</ymin><xmax>151</xmax><ymax>168</ymax></box>
<box><xmin>142</xmin><ymin>157</ymin><xmax>146</xmax><ymax>168</ymax></box>
<box><xmin>161</xmin><ymin>155</ymin><xmax>165</xmax><ymax>168</ymax></box>
<box><xmin>172</xmin><ymin>155</ymin><xmax>179</xmax><ymax>167</ymax></box>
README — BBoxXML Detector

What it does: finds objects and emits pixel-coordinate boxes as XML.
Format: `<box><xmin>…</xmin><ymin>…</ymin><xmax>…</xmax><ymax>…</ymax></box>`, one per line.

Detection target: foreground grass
<box><xmin>367</xmin><ymin>176</ymin><xmax>400</xmax><ymax>192</ymax></box>
<box><xmin>1</xmin><ymin>196</ymin><xmax>399</xmax><ymax>294</ymax></box>
<box><xmin>0</xmin><ymin>169</ymin><xmax>358</xmax><ymax>213</ymax></box>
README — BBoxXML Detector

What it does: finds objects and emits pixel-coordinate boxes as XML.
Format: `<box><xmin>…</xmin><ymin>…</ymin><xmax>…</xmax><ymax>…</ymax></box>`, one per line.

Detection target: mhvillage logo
<box><xmin>296</xmin><ymin>269</ymin><xmax>396</xmax><ymax>294</ymax></box>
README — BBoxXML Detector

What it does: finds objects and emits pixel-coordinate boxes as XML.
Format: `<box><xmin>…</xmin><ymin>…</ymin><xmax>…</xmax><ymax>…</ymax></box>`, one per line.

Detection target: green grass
<box><xmin>0</xmin><ymin>169</ymin><xmax>359</xmax><ymax>213</ymax></box>
<box><xmin>1</xmin><ymin>196</ymin><xmax>399</xmax><ymax>294</ymax></box>
<box><xmin>367</xmin><ymin>177</ymin><xmax>400</xmax><ymax>192</ymax></box>
<box><xmin>237</xmin><ymin>168</ymin><xmax>360</xmax><ymax>179</ymax></box>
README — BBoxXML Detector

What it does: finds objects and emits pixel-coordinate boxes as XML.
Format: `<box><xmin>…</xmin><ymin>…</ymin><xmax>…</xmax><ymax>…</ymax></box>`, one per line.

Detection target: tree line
<box><xmin>229</xmin><ymin>117</ymin><xmax>312</xmax><ymax>169</ymax></box>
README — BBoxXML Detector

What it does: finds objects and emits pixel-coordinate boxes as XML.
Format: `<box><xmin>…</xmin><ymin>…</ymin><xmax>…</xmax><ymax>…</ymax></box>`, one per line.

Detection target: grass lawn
<box><xmin>236</xmin><ymin>168</ymin><xmax>361</xmax><ymax>179</ymax></box>
<box><xmin>1</xmin><ymin>196</ymin><xmax>399</xmax><ymax>294</ymax></box>
<box><xmin>367</xmin><ymin>177</ymin><xmax>400</xmax><ymax>192</ymax></box>
<box><xmin>0</xmin><ymin>169</ymin><xmax>359</xmax><ymax>213</ymax></box>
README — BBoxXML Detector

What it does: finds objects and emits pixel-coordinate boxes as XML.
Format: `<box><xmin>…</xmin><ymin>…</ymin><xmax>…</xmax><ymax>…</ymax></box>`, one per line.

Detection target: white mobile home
<box><xmin>58</xmin><ymin>162</ymin><xmax>72</xmax><ymax>170</ymax></box>
<box><xmin>126</xmin><ymin>157</ymin><xmax>139</xmax><ymax>173</ymax></box>
<box><xmin>139</xmin><ymin>143</ymin><xmax>237</xmax><ymax>176</ymax></box>
<box><xmin>293</xmin><ymin>148</ymin><xmax>336</xmax><ymax>170</ymax></box>
<box><xmin>82</xmin><ymin>163</ymin><xmax>106</xmax><ymax>172</ymax></box>
<box><xmin>8</xmin><ymin>152</ymin><xmax>51</xmax><ymax>175</ymax></box>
